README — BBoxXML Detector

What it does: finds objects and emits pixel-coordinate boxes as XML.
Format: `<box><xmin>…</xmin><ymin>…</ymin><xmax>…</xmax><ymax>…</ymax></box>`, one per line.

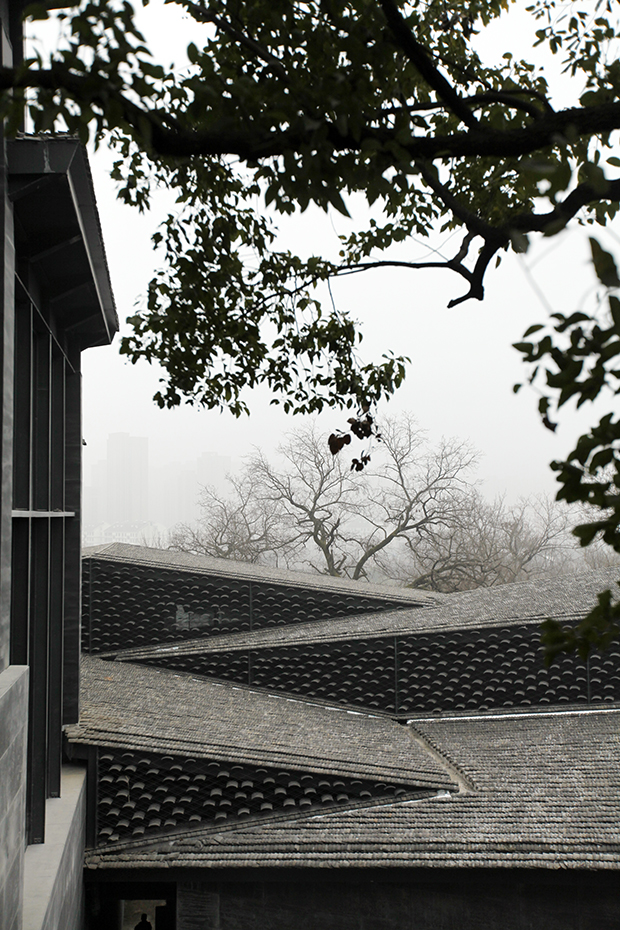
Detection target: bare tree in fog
<box><xmin>382</xmin><ymin>493</ymin><xmax>574</xmax><ymax>593</ymax></box>
<box><xmin>172</xmin><ymin>415</ymin><xmax>476</xmax><ymax>581</ymax></box>
<box><xmin>170</xmin><ymin>416</ymin><xmax>602</xmax><ymax>591</ymax></box>
<box><xmin>171</xmin><ymin>470</ymin><xmax>299</xmax><ymax>566</ymax></box>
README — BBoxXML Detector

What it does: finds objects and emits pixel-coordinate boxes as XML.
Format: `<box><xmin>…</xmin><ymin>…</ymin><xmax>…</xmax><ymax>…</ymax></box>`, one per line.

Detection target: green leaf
<box><xmin>509</xmin><ymin>231</ymin><xmax>529</xmax><ymax>254</ymax></box>
<box><xmin>590</xmin><ymin>238</ymin><xmax>620</xmax><ymax>288</ymax></box>
<box><xmin>327</xmin><ymin>189</ymin><xmax>351</xmax><ymax>218</ymax></box>
<box><xmin>610</xmin><ymin>295</ymin><xmax>620</xmax><ymax>330</ymax></box>
<box><xmin>513</xmin><ymin>341</ymin><xmax>533</xmax><ymax>355</ymax></box>
<box><xmin>23</xmin><ymin>3</ymin><xmax>49</xmax><ymax>21</ymax></box>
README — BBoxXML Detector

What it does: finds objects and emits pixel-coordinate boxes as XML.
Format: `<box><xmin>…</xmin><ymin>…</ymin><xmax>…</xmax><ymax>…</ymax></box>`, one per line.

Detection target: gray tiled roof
<box><xmin>109</xmin><ymin>567</ymin><xmax>620</xmax><ymax>662</ymax></box>
<box><xmin>68</xmin><ymin>657</ymin><xmax>454</xmax><ymax>787</ymax></box>
<box><xmin>85</xmin><ymin>706</ymin><xmax>620</xmax><ymax>870</ymax></box>
<box><xmin>82</xmin><ymin>543</ymin><xmax>436</xmax><ymax>604</ymax></box>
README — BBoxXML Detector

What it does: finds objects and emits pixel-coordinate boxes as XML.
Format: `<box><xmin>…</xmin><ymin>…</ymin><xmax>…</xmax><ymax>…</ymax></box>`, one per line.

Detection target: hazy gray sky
<box><xmin>32</xmin><ymin>1</ymin><xmax>615</xmax><ymax>504</ymax></box>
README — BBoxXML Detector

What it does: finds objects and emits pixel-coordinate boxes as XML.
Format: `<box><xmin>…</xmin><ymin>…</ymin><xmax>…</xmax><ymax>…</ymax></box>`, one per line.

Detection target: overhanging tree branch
<box><xmin>4</xmin><ymin>62</ymin><xmax>620</xmax><ymax>162</ymax></box>
<box><xmin>15</xmin><ymin>0</ymin><xmax>620</xmax><ymax>640</ymax></box>
<box><xmin>511</xmin><ymin>178</ymin><xmax>620</xmax><ymax>233</ymax></box>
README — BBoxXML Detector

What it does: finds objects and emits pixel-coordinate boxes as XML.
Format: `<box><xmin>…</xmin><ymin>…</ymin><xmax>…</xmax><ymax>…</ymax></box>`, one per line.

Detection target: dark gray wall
<box><xmin>83</xmin><ymin>870</ymin><xmax>620</xmax><ymax>930</ymax></box>
<box><xmin>172</xmin><ymin>872</ymin><xmax>620</xmax><ymax>930</ymax></box>
<box><xmin>0</xmin><ymin>10</ymin><xmax>15</xmax><ymax>673</ymax></box>
<box><xmin>0</xmin><ymin>12</ymin><xmax>24</xmax><ymax>930</ymax></box>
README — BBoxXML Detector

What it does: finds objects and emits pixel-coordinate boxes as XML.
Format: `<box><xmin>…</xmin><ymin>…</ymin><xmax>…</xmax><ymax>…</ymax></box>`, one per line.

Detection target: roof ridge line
<box><xmin>66</xmin><ymin>730</ymin><xmax>442</xmax><ymax>782</ymax></box>
<box><xmin>406</xmin><ymin>701</ymin><xmax>620</xmax><ymax>723</ymax></box>
<box><xmin>405</xmin><ymin>723</ymin><xmax>476</xmax><ymax>794</ymax></box>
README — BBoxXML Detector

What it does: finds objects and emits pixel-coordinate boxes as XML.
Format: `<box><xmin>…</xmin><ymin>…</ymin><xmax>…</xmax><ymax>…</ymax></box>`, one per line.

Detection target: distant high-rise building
<box><xmin>150</xmin><ymin>451</ymin><xmax>233</xmax><ymax>529</ymax></box>
<box><xmin>84</xmin><ymin>439</ymin><xmax>232</xmax><ymax>536</ymax></box>
<box><xmin>196</xmin><ymin>451</ymin><xmax>232</xmax><ymax>492</ymax></box>
<box><xmin>105</xmin><ymin>432</ymin><xmax>149</xmax><ymax>524</ymax></box>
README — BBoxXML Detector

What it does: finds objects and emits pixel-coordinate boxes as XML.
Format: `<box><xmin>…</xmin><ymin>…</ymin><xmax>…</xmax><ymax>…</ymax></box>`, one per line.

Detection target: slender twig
<box><xmin>180</xmin><ymin>1</ymin><xmax>289</xmax><ymax>81</ymax></box>
<box><xmin>379</xmin><ymin>0</ymin><xmax>479</xmax><ymax>129</ymax></box>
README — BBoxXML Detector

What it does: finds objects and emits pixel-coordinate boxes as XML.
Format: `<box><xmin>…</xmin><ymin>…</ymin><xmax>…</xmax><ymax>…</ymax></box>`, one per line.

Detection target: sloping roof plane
<box><xmin>81</xmin><ymin>543</ymin><xmax>437</xmax><ymax>603</ymax></box>
<box><xmin>85</xmin><ymin>707</ymin><xmax>620</xmax><ymax>870</ymax></box>
<box><xmin>74</xmin><ymin>549</ymin><xmax>620</xmax><ymax>875</ymax></box>
<box><xmin>109</xmin><ymin>566</ymin><xmax>620</xmax><ymax>659</ymax></box>
<box><xmin>68</xmin><ymin>657</ymin><xmax>453</xmax><ymax>787</ymax></box>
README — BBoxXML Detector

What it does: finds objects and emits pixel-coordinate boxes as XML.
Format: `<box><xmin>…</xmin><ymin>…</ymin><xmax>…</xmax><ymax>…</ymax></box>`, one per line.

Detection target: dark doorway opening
<box><xmin>123</xmin><ymin>898</ymin><xmax>171</xmax><ymax>930</ymax></box>
<box><xmin>85</xmin><ymin>882</ymin><xmax>176</xmax><ymax>930</ymax></box>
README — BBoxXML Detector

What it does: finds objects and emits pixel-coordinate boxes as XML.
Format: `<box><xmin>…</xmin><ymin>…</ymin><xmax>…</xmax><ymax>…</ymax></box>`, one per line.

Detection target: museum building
<box><xmin>0</xmin><ymin>4</ymin><xmax>619</xmax><ymax>929</ymax></box>
<box><xmin>73</xmin><ymin>544</ymin><xmax>620</xmax><ymax>930</ymax></box>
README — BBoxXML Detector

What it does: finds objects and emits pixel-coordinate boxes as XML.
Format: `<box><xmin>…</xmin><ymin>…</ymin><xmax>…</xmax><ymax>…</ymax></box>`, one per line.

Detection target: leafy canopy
<box><xmin>8</xmin><ymin>0</ymin><xmax>620</xmax><ymax>651</ymax></box>
<box><xmin>11</xmin><ymin>0</ymin><xmax>620</xmax><ymax>411</ymax></box>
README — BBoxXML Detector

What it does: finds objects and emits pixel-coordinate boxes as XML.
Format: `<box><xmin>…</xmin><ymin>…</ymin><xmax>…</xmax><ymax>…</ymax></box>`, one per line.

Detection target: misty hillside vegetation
<box><xmin>167</xmin><ymin>416</ymin><xmax>619</xmax><ymax>593</ymax></box>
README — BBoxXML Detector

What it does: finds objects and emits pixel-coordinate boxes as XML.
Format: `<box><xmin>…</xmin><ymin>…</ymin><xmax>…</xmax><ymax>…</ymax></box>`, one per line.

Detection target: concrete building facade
<box><xmin>0</xmin><ymin>5</ymin><xmax>118</xmax><ymax>927</ymax></box>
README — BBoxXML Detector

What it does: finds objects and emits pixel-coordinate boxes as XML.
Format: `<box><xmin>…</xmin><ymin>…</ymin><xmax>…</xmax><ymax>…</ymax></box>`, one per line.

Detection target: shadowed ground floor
<box><xmin>84</xmin><ymin>867</ymin><xmax>620</xmax><ymax>930</ymax></box>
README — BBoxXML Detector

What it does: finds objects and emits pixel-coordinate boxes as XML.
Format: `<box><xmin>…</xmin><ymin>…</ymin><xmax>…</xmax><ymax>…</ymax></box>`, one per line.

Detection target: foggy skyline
<box><xmin>83</xmin><ymin>432</ymin><xmax>233</xmax><ymax>544</ymax></box>
<box><xmin>81</xmin><ymin>172</ymin><xmax>610</xmax><ymax>511</ymax></box>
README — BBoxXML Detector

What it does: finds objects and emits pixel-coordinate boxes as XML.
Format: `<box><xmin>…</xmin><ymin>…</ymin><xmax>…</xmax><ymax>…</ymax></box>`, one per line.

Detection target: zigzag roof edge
<box><xmin>81</xmin><ymin>543</ymin><xmax>438</xmax><ymax>605</ymax></box>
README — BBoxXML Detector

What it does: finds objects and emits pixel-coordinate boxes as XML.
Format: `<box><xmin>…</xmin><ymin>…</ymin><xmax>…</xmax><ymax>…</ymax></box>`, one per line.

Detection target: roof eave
<box><xmin>7</xmin><ymin>135</ymin><xmax>119</xmax><ymax>348</ymax></box>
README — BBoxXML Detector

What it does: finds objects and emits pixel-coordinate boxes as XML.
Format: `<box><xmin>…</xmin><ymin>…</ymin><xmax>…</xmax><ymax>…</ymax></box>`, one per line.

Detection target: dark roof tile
<box><xmin>69</xmin><ymin>657</ymin><xmax>454</xmax><ymax>788</ymax></box>
<box><xmin>82</xmin><ymin>543</ymin><xmax>435</xmax><ymax>604</ymax></box>
<box><xmin>85</xmin><ymin>706</ymin><xmax>620</xmax><ymax>870</ymax></box>
<box><xmin>110</xmin><ymin>568</ymin><xmax>620</xmax><ymax>662</ymax></box>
